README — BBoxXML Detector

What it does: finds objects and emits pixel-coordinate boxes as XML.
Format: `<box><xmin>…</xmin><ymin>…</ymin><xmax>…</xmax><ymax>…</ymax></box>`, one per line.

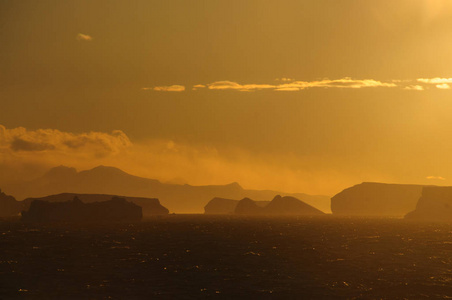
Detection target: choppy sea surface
<box><xmin>1</xmin><ymin>215</ymin><xmax>452</xmax><ymax>299</ymax></box>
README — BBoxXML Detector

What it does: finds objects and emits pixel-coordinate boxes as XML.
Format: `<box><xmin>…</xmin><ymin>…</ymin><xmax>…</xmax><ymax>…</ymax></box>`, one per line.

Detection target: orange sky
<box><xmin>2</xmin><ymin>0</ymin><xmax>452</xmax><ymax>195</ymax></box>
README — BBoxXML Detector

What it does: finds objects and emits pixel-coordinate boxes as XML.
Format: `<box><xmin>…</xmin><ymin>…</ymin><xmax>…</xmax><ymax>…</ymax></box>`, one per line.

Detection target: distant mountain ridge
<box><xmin>2</xmin><ymin>165</ymin><xmax>331</xmax><ymax>213</ymax></box>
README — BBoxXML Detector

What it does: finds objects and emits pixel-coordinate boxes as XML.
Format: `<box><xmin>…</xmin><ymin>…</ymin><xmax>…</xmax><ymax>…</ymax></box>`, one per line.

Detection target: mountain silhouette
<box><xmin>2</xmin><ymin>166</ymin><xmax>330</xmax><ymax>213</ymax></box>
<box><xmin>43</xmin><ymin>165</ymin><xmax>78</xmax><ymax>179</ymax></box>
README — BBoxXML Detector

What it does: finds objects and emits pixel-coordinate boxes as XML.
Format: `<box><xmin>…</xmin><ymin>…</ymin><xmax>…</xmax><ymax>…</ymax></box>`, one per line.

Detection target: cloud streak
<box><xmin>145</xmin><ymin>78</ymin><xmax>405</xmax><ymax>93</ymax></box>
<box><xmin>436</xmin><ymin>83</ymin><xmax>451</xmax><ymax>90</ymax></box>
<box><xmin>207</xmin><ymin>81</ymin><xmax>276</xmax><ymax>91</ymax></box>
<box><xmin>140</xmin><ymin>77</ymin><xmax>452</xmax><ymax>93</ymax></box>
<box><xmin>76</xmin><ymin>33</ymin><xmax>93</xmax><ymax>41</ymax></box>
<box><xmin>417</xmin><ymin>78</ymin><xmax>452</xmax><ymax>89</ymax></box>
<box><xmin>203</xmin><ymin>78</ymin><xmax>397</xmax><ymax>92</ymax></box>
<box><xmin>404</xmin><ymin>85</ymin><xmax>425</xmax><ymax>91</ymax></box>
<box><xmin>417</xmin><ymin>78</ymin><xmax>452</xmax><ymax>84</ymax></box>
<box><xmin>426</xmin><ymin>176</ymin><xmax>446</xmax><ymax>180</ymax></box>
<box><xmin>143</xmin><ymin>85</ymin><xmax>186</xmax><ymax>92</ymax></box>
<box><xmin>144</xmin><ymin>77</ymin><xmax>452</xmax><ymax>93</ymax></box>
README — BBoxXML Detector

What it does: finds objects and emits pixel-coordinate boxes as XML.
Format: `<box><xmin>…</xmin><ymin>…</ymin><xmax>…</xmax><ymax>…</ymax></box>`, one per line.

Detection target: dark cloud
<box><xmin>10</xmin><ymin>138</ymin><xmax>55</xmax><ymax>152</ymax></box>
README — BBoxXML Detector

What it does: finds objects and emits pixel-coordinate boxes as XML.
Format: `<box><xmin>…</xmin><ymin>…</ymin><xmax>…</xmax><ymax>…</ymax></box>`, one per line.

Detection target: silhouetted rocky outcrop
<box><xmin>0</xmin><ymin>189</ymin><xmax>23</xmax><ymax>217</ymax></box>
<box><xmin>21</xmin><ymin>196</ymin><xmax>142</xmax><ymax>223</ymax></box>
<box><xmin>264</xmin><ymin>195</ymin><xmax>325</xmax><ymax>215</ymax></box>
<box><xmin>331</xmin><ymin>182</ymin><xmax>425</xmax><ymax>217</ymax></box>
<box><xmin>2</xmin><ymin>165</ymin><xmax>330</xmax><ymax>213</ymax></box>
<box><xmin>405</xmin><ymin>187</ymin><xmax>452</xmax><ymax>221</ymax></box>
<box><xmin>234</xmin><ymin>198</ymin><xmax>264</xmax><ymax>215</ymax></box>
<box><xmin>23</xmin><ymin>193</ymin><xmax>169</xmax><ymax>217</ymax></box>
<box><xmin>232</xmin><ymin>195</ymin><xmax>325</xmax><ymax>216</ymax></box>
<box><xmin>204</xmin><ymin>197</ymin><xmax>269</xmax><ymax>214</ymax></box>
<box><xmin>243</xmin><ymin>190</ymin><xmax>331</xmax><ymax>214</ymax></box>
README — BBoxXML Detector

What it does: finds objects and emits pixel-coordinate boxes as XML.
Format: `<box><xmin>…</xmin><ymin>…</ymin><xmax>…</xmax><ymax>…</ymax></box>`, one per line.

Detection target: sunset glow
<box><xmin>3</xmin><ymin>1</ymin><xmax>452</xmax><ymax>298</ymax></box>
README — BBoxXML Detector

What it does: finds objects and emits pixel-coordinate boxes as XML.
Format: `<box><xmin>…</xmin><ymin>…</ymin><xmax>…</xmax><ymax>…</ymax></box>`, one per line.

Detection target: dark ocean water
<box><xmin>1</xmin><ymin>215</ymin><xmax>452</xmax><ymax>299</ymax></box>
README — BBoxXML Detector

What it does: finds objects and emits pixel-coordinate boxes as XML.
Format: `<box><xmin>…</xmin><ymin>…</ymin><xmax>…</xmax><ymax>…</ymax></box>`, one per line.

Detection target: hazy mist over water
<box><xmin>1</xmin><ymin>216</ymin><xmax>451</xmax><ymax>299</ymax></box>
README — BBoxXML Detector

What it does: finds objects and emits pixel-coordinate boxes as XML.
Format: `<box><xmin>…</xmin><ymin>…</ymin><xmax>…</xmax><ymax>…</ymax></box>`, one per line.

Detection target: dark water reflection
<box><xmin>1</xmin><ymin>216</ymin><xmax>452</xmax><ymax>298</ymax></box>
